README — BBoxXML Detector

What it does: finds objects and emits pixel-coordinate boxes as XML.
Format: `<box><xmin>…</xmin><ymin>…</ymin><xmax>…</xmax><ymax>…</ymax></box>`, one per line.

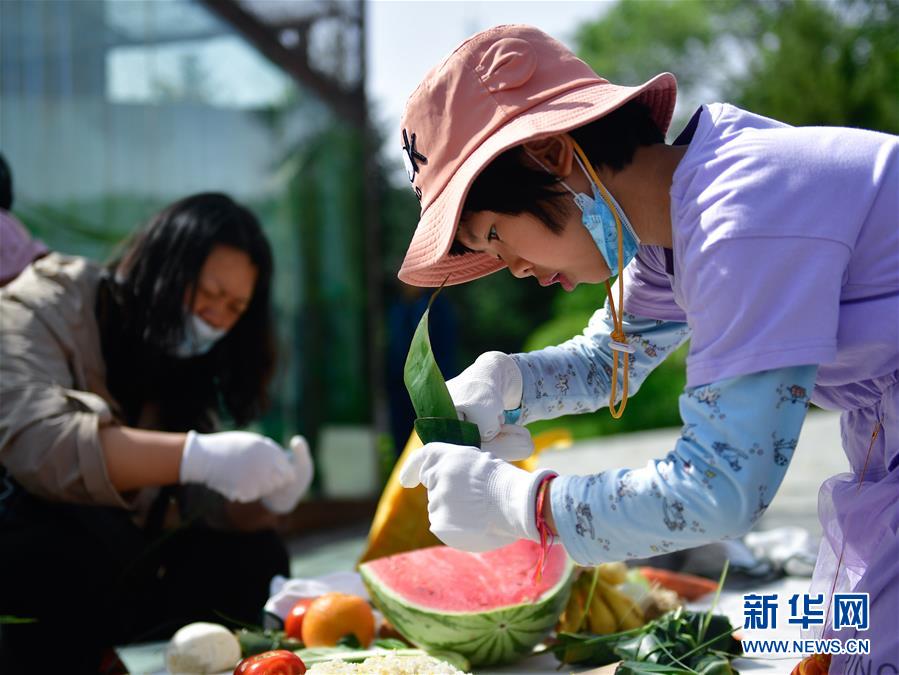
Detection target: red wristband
<box><xmin>533</xmin><ymin>473</ymin><xmax>558</xmax><ymax>584</ymax></box>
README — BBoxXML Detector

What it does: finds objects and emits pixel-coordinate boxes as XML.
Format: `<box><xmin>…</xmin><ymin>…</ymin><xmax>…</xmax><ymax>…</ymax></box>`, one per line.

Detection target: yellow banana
<box><xmin>586</xmin><ymin>588</ymin><xmax>618</xmax><ymax>634</ymax></box>
<box><xmin>557</xmin><ymin>573</ymin><xmax>589</xmax><ymax>633</ymax></box>
<box><xmin>597</xmin><ymin>562</ymin><xmax>628</xmax><ymax>585</ymax></box>
<box><xmin>598</xmin><ymin>579</ymin><xmax>645</xmax><ymax>631</ymax></box>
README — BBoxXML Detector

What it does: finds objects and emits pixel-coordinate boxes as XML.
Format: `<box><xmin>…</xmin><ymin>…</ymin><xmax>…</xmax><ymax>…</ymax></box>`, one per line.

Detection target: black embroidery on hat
<box><xmin>402</xmin><ymin>129</ymin><xmax>428</xmax><ymax>180</ymax></box>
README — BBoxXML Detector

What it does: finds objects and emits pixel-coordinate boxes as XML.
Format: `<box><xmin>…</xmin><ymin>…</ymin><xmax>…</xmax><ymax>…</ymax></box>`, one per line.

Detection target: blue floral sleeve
<box><xmin>510</xmin><ymin>303</ymin><xmax>691</xmax><ymax>424</ymax></box>
<box><xmin>549</xmin><ymin>365</ymin><xmax>818</xmax><ymax>564</ymax></box>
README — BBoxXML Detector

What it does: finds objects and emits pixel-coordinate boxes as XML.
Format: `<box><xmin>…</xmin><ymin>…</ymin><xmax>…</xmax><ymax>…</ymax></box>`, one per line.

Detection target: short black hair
<box><xmin>451</xmin><ymin>99</ymin><xmax>664</xmax><ymax>255</ymax></box>
<box><xmin>0</xmin><ymin>153</ymin><xmax>12</xmax><ymax>210</ymax></box>
<box><xmin>97</xmin><ymin>193</ymin><xmax>277</xmax><ymax>429</ymax></box>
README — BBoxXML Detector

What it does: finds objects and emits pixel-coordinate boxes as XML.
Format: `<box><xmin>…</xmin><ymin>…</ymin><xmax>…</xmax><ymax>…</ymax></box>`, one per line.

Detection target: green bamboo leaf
<box><xmin>691</xmin><ymin>653</ymin><xmax>737</xmax><ymax>675</ymax></box>
<box><xmin>700</xmin><ymin>560</ymin><xmax>730</xmax><ymax>646</ymax></box>
<box><xmin>578</xmin><ymin>566</ymin><xmax>602</xmax><ymax>632</ymax></box>
<box><xmin>615</xmin><ymin>633</ymin><xmax>664</xmax><ymax>663</ymax></box>
<box><xmin>414</xmin><ymin>417</ymin><xmax>480</xmax><ymax>446</ymax></box>
<box><xmin>551</xmin><ymin>628</ymin><xmax>642</xmax><ymax>666</ymax></box>
<box><xmin>560</xmin><ymin>639</ymin><xmax>618</xmax><ymax>666</ymax></box>
<box><xmin>616</xmin><ymin>661</ymin><xmax>696</xmax><ymax>674</ymax></box>
<box><xmin>403</xmin><ymin>282</ymin><xmax>457</xmax><ymax>420</ymax></box>
<box><xmin>403</xmin><ymin>281</ymin><xmax>481</xmax><ymax>448</ymax></box>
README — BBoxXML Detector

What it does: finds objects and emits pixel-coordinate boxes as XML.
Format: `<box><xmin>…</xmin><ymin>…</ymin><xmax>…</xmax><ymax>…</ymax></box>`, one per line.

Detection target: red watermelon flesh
<box><xmin>359</xmin><ymin>540</ymin><xmax>574</xmax><ymax>666</ymax></box>
<box><xmin>365</xmin><ymin>540</ymin><xmax>568</xmax><ymax>611</ymax></box>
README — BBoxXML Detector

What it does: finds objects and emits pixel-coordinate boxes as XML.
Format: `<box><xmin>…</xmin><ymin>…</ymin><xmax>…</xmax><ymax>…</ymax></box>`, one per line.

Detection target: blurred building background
<box><xmin>2</xmin><ymin>0</ymin><xmax>897</xmax><ymax>525</ymax></box>
<box><xmin>1</xmin><ymin>0</ymin><xmax>386</xmax><ymax>513</ymax></box>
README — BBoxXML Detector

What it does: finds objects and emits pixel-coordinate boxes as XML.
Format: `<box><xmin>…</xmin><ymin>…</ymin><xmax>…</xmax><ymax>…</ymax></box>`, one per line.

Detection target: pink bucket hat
<box><xmin>397</xmin><ymin>24</ymin><xmax>677</xmax><ymax>287</ymax></box>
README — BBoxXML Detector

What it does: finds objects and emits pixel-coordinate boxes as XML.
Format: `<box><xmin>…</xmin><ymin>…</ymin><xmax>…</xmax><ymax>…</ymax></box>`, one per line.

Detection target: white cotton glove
<box><xmin>446</xmin><ymin>351</ymin><xmax>534</xmax><ymax>461</ymax></box>
<box><xmin>180</xmin><ymin>430</ymin><xmax>294</xmax><ymax>503</ymax></box>
<box><xmin>261</xmin><ymin>435</ymin><xmax>315</xmax><ymax>514</ymax></box>
<box><xmin>399</xmin><ymin>442</ymin><xmax>554</xmax><ymax>552</ymax></box>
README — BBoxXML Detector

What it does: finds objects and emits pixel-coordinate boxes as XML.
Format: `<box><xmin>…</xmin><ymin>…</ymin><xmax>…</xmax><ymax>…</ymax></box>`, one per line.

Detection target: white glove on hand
<box><xmin>399</xmin><ymin>442</ymin><xmax>555</xmax><ymax>552</ymax></box>
<box><xmin>446</xmin><ymin>351</ymin><xmax>534</xmax><ymax>461</ymax></box>
<box><xmin>180</xmin><ymin>430</ymin><xmax>294</xmax><ymax>503</ymax></box>
<box><xmin>261</xmin><ymin>435</ymin><xmax>315</xmax><ymax>514</ymax></box>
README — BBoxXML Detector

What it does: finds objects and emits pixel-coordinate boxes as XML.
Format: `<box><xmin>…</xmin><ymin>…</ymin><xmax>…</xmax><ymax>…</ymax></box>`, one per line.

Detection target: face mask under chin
<box><xmin>561</xmin><ymin>154</ymin><xmax>640</xmax><ymax>277</ymax></box>
<box><xmin>524</xmin><ymin>148</ymin><xmax>639</xmax><ymax>277</ymax></box>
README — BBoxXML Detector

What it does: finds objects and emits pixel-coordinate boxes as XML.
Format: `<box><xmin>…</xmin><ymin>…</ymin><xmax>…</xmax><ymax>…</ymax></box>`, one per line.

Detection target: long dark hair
<box><xmin>96</xmin><ymin>193</ymin><xmax>276</xmax><ymax>431</ymax></box>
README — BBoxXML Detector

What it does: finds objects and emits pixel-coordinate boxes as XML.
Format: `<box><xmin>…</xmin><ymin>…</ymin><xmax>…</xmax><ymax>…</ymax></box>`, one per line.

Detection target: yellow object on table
<box><xmin>357</xmin><ymin>427</ymin><xmax>572</xmax><ymax>564</ymax></box>
<box><xmin>557</xmin><ymin>565</ymin><xmax>645</xmax><ymax>635</ymax></box>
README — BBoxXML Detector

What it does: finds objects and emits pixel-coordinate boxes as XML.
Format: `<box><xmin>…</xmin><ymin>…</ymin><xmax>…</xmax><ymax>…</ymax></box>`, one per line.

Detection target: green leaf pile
<box><xmin>553</xmin><ymin>608</ymin><xmax>742</xmax><ymax>673</ymax></box>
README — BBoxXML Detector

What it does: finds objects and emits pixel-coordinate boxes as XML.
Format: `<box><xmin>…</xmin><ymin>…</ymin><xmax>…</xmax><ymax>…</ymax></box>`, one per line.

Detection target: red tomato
<box><xmin>284</xmin><ymin>597</ymin><xmax>316</xmax><ymax>640</ymax></box>
<box><xmin>234</xmin><ymin>649</ymin><xmax>306</xmax><ymax>675</ymax></box>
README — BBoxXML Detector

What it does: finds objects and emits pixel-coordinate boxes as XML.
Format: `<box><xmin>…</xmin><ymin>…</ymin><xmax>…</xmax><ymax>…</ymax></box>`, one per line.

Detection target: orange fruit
<box><xmin>300</xmin><ymin>592</ymin><xmax>375</xmax><ymax>648</ymax></box>
<box><xmin>791</xmin><ymin>654</ymin><xmax>832</xmax><ymax>675</ymax></box>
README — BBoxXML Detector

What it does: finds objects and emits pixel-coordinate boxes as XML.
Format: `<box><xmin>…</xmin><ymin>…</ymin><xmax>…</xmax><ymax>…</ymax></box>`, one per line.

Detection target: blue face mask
<box><xmin>170</xmin><ymin>313</ymin><xmax>227</xmax><ymax>358</ymax></box>
<box><xmin>560</xmin><ymin>154</ymin><xmax>640</xmax><ymax>277</ymax></box>
<box><xmin>525</xmin><ymin>143</ymin><xmax>636</xmax><ymax>417</ymax></box>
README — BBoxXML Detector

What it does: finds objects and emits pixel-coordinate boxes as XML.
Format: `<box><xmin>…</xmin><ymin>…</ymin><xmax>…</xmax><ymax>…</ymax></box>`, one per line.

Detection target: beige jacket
<box><xmin>0</xmin><ymin>255</ymin><xmax>271</xmax><ymax>531</ymax></box>
<box><xmin>0</xmin><ymin>253</ymin><xmax>131</xmax><ymax>508</ymax></box>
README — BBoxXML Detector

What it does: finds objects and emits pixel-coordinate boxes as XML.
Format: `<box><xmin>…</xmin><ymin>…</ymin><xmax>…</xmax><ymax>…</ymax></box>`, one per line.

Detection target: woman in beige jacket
<box><xmin>0</xmin><ymin>193</ymin><xmax>313</xmax><ymax>673</ymax></box>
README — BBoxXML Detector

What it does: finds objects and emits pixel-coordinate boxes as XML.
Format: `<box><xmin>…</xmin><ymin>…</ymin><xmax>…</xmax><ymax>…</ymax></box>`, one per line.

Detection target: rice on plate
<box><xmin>306</xmin><ymin>653</ymin><xmax>469</xmax><ymax>674</ymax></box>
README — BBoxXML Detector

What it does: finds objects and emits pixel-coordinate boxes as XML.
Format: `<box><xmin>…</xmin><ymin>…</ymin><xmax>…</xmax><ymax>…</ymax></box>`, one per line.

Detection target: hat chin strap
<box><xmin>570</xmin><ymin>140</ymin><xmax>630</xmax><ymax>420</ymax></box>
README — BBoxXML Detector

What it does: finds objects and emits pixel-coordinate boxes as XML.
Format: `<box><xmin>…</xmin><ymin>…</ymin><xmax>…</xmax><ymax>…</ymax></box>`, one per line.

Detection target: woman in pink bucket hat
<box><xmin>398</xmin><ymin>24</ymin><xmax>898</xmax><ymax>671</ymax></box>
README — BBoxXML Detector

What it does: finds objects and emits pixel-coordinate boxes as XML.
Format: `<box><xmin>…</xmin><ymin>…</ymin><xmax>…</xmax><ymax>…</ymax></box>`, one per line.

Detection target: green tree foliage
<box><xmin>575</xmin><ymin>0</ymin><xmax>899</xmax><ymax>133</ymax></box>
<box><xmin>730</xmin><ymin>0</ymin><xmax>899</xmax><ymax>132</ymax></box>
<box><xmin>575</xmin><ymin>0</ymin><xmax>724</xmax><ymax>115</ymax></box>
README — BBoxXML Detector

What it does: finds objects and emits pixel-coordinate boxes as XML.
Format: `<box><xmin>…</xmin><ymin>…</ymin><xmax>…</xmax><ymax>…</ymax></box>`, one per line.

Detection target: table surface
<box><xmin>118</xmin><ymin>413</ymin><xmax>844</xmax><ymax>673</ymax></box>
<box><xmin>119</xmin><ymin>577</ymin><xmax>809</xmax><ymax>675</ymax></box>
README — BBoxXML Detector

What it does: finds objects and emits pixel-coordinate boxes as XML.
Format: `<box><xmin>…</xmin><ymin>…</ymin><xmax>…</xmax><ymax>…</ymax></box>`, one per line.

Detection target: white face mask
<box><xmin>170</xmin><ymin>313</ymin><xmax>227</xmax><ymax>358</ymax></box>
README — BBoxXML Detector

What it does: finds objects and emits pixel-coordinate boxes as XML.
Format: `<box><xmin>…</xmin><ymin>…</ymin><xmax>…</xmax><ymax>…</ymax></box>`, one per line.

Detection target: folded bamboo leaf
<box><xmin>403</xmin><ymin>284</ymin><xmax>457</xmax><ymax>420</ymax></box>
<box><xmin>414</xmin><ymin>417</ymin><xmax>481</xmax><ymax>446</ymax></box>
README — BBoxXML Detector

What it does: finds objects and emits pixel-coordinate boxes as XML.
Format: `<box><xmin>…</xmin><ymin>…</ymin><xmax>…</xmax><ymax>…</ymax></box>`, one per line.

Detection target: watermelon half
<box><xmin>359</xmin><ymin>540</ymin><xmax>574</xmax><ymax>666</ymax></box>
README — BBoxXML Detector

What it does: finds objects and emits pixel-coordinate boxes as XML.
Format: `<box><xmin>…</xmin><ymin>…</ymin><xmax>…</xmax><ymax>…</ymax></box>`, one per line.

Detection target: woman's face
<box><xmin>188</xmin><ymin>244</ymin><xmax>257</xmax><ymax>330</ymax></box>
<box><xmin>457</xmin><ymin>208</ymin><xmax>610</xmax><ymax>291</ymax></box>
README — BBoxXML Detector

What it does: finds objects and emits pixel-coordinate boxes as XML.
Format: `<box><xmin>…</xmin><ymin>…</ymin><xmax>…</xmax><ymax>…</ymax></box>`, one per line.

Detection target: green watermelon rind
<box><xmin>359</xmin><ymin>553</ymin><xmax>575</xmax><ymax>667</ymax></box>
